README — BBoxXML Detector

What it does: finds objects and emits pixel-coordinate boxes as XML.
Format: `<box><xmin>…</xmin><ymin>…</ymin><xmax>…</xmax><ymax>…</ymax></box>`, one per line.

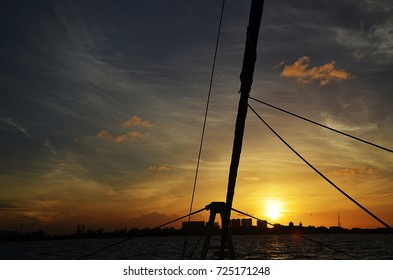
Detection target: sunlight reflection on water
<box><xmin>1</xmin><ymin>234</ymin><xmax>392</xmax><ymax>260</ymax></box>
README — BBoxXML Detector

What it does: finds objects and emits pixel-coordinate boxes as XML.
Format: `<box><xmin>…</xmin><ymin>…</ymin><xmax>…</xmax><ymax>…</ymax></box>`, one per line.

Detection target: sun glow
<box><xmin>265</xmin><ymin>199</ymin><xmax>283</xmax><ymax>221</ymax></box>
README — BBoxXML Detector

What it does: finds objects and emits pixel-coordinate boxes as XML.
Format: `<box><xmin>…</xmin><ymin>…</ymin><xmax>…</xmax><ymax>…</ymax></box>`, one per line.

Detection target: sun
<box><xmin>264</xmin><ymin>200</ymin><xmax>283</xmax><ymax>221</ymax></box>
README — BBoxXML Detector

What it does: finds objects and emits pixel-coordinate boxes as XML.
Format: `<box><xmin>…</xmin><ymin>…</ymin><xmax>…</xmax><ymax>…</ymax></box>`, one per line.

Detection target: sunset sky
<box><xmin>1</xmin><ymin>0</ymin><xmax>392</xmax><ymax>234</ymax></box>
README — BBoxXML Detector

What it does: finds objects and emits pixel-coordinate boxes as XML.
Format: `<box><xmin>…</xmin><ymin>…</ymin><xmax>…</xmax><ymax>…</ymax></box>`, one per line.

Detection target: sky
<box><xmin>1</xmin><ymin>0</ymin><xmax>392</xmax><ymax>234</ymax></box>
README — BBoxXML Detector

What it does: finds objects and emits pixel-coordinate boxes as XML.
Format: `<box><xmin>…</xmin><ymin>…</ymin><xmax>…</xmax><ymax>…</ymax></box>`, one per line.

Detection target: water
<box><xmin>1</xmin><ymin>234</ymin><xmax>392</xmax><ymax>260</ymax></box>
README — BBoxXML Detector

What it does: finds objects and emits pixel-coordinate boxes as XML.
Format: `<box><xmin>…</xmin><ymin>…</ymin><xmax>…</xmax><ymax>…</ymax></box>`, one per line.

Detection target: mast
<box><xmin>221</xmin><ymin>0</ymin><xmax>264</xmax><ymax>253</ymax></box>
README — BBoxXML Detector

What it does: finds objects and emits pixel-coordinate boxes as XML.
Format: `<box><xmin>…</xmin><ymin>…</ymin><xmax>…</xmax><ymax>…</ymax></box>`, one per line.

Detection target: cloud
<box><xmin>123</xmin><ymin>116</ymin><xmax>155</xmax><ymax>128</ymax></box>
<box><xmin>114</xmin><ymin>131</ymin><xmax>143</xmax><ymax>143</ymax></box>
<box><xmin>0</xmin><ymin>118</ymin><xmax>57</xmax><ymax>155</ymax></box>
<box><xmin>320</xmin><ymin>112</ymin><xmax>379</xmax><ymax>133</ymax></box>
<box><xmin>279</xmin><ymin>56</ymin><xmax>353</xmax><ymax>86</ymax></box>
<box><xmin>329</xmin><ymin>166</ymin><xmax>378</xmax><ymax>176</ymax></box>
<box><xmin>97</xmin><ymin>116</ymin><xmax>155</xmax><ymax>143</ymax></box>
<box><xmin>43</xmin><ymin>138</ymin><xmax>57</xmax><ymax>155</ymax></box>
<box><xmin>352</xmin><ymin>51</ymin><xmax>363</xmax><ymax>62</ymax></box>
<box><xmin>97</xmin><ymin>130</ymin><xmax>143</xmax><ymax>143</ymax></box>
<box><xmin>97</xmin><ymin>130</ymin><xmax>112</xmax><ymax>139</ymax></box>
<box><xmin>336</xmin><ymin>7</ymin><xmax>393</xmax><ymax>64</ymax></box>
<box><xmin>0</xmin><ymin>117</ymin><xmax>32</xmax><ymax>137</ymax></box>
<box><xmin>148</xmin><ymin>165</ymin><xmax>171</xmax><ymax>172</ymax></box>
<box><xmin>274</xmin><ymin>61</ymin><xmax>286</xmax><ymax>69</ymax></box>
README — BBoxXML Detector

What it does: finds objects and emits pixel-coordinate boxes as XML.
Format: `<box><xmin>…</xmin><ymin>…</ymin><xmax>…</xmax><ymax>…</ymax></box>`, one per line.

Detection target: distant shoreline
<box><xmin>1</xmin><ymin>225</ymin><xmax>392</xmax><ymax>242</ymax></box>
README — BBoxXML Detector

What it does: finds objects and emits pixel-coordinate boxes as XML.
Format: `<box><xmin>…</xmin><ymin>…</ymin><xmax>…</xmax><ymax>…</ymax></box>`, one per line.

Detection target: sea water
<box><xmin>1</xmin><ymin>234</ymin><xmax>392</xmax><ymax>260</ymax></box>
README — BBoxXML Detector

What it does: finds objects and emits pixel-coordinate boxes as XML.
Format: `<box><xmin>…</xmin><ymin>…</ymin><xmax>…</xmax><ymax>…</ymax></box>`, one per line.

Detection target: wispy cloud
<box><xmin>97</xmin><ymin>130</ymin><xmax>144</xmax><ymax>143</ymax></box>
<box><xmin>273</xmin><ymin>61</ymin><xmax>286</xmax><ymax>69</ymax></box>
<box><xmin>352</xmin><ymin>51</ymin><xmax>363</xmax><ymax>62</ymax></box>
<box><xmin>329</xmin><ymin>166</ymin><xmax>378</xmax><ymax>176</ymax></box>
<box><xmin>43</xmin><ymin>138</ymin><xmax>57</xmax><ymax>155</ymax></box>
<box><xmin>97</xmin><ymin>116</ymin><xmax>154</xmax><ymax>143</ymax></box>
<box><xmin>0</xmin><ymin>118</ymin><xmax>32</xmax><ymax>137</ymax></box>
<box><xmin>279</xmin><ymin>56</ymin><xmax>353</xmax><ymax>86</ymax></box>
<box><xmin>123</xmin><ymin>116</ymin><xmax>155</xmax><ymax>128</ymax></box>
<box><xmin>148</xmin><ymin>165</ymin><xmax>171</xmax><ymax>172</ymax></box>
<box><xmin>114</xmin><ymin>131</ymin><xmax>143</xmax><ymax>143</ymax></box>
<box><xmin>97</xmin><ymin>130</ymin><xmax>112</xmax><ymax>140</ymax></box>
<box><xmin>0</xmin><ymin>118</ymin><xmax>56</xmax><ymax>155</ymax></box>
<box><xmin>336</xmin><ymin>19</ymin><xmax>393</xmax><ymax>64</ymax></box>
<box><xmin>320</xmin><ymin>112</ymin><xmax>379</xmax><ymax>133</ymax></box>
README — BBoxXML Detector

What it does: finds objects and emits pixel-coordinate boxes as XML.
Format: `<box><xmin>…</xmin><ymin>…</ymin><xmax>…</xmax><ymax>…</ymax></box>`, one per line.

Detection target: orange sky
<box><xmin>1</xmin><ymin>0</ymin><xmax>392</xmax><ymax>234</ymax></box>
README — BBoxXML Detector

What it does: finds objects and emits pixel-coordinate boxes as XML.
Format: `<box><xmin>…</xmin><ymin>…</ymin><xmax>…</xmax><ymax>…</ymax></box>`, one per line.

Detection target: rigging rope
<box><xmin>77</xmin><ymin>207</ymin><xmax>205</xmax><ymax>260</ymax></box>
<box><xmin>187</xmin><ymin>233</ymin><xmax>204</xmax><ymax>259</ymax></box>
<box><xmin>231</xmin><ymin>208</ymin><xmax>360</xmax><ymax>259</ymax></box>
<box><xmin>249</xmin><ymin>96</ymin><xmax>393</xmax><ymax>154</ymax></box>
<box><xmin>182</xmin><ymin>0</ymin><xmax>226</xmax><ymax>259</ymax></box>
<box><xmin>248</xmin><ymin>104</ymin><xmax>392</xmax><ymax>229</ymax></box>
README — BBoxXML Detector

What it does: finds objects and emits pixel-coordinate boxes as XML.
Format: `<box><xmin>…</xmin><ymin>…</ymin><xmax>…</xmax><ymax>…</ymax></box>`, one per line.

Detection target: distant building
<box><xmin>289</xmin><ymin>221</ymin><xmax>294</xmax><ymax>227</ymax></box>
<box><xmin>230</xmin><ymin>219</ymin><xmax>241</xmax><ymax>228</ymax></box>
<box><xmin>76</xmin><ymin>224</ymin><xmax>85</xmax><ymax>235</ymax></box>
<box><xmin>182</xmin><ymin>221</ymin><xmax>205</xmax><ymax>233</ymax></box>
<box><xmin>257</xmin><ymin>220</ymin><xmax>268</xmax><ymax>229</ymax></box>
<box><xmin>0</xmin><ymin>231</ymin><xmax>18</xmax><ymax>241</ymax></box>
<box><xmin>241</xmin><ymin>218</ymin><xmax>252</xmax><ymax>227</ymax></box>
<box><xmin>329</xmin><ymin>226</ymin><xmax>346</xmax><ymax>234</ymax></box>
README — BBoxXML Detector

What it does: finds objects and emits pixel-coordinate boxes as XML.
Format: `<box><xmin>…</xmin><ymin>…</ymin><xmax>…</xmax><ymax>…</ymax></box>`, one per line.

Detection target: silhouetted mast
<box><xmin>221</xmin><ymin>0</ymin><xmax>264</xmax><ymax>252</ymax></box>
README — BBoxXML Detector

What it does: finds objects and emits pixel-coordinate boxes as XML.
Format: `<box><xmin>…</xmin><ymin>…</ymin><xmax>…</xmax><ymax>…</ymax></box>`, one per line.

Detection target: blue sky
<box><xmin>1</xmin><ymin>0</ymin><xmax>392</xmax><ymax>233</ymax></box>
